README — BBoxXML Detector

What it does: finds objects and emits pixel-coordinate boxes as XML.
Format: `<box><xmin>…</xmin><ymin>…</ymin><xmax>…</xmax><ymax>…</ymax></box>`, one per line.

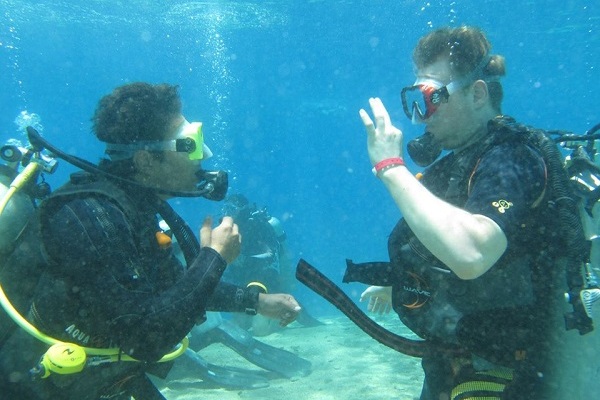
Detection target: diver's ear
<box><xmin>133</xmin><ymin>150</ymin><xmax>155</xmax><ymax>174</ymax></box>
<box><xmin>472</xmin><ymin>80</ymin><xmax>489</xmax><ymax>109</ymax></box>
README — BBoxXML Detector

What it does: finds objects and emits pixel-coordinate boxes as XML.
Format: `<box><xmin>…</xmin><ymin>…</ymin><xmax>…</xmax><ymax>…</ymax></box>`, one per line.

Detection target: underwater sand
<box><xmin>157</xmin><ymin>315</ymin><xmax>423</xmax><ymax>400</ymax></box>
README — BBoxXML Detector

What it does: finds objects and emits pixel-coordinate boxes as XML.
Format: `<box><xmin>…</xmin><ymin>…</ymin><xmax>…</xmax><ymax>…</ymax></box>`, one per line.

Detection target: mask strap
<box><xmin>456</xmin><ymin>54</ymin><xmax>502</xmax><ymax>87</ymax></box>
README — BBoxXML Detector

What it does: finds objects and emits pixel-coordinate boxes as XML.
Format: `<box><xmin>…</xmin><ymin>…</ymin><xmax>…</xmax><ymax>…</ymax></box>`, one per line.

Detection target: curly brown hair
<box><xmin>413</xmin><ymin>26</ymin><xmax>506</xmax><ymax>112</ymax></box>
<box><xmin>92</xmin><ymin>82</ymin><xmax>182</xmax><ymax>144</ymax></box>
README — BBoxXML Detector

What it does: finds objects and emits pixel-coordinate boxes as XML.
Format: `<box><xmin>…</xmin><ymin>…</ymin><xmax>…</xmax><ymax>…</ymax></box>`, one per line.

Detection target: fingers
<box><xmin>359</xmin><ymin>291</ymin><xmax>368</xmax><ymax>303</ymax></box>
<box><xmin>219</xmin><ymin>215</ymin><xmax>234</xmax><ymax>229</ymax></box>
<box><xmin>279</xmin><ymin>308</ymin><xmax>299</xmax><ymax>327</ymax></box>
<box><xmin>371</xmin><ymin>297</ymin><xmax>383</xmax><ymax>314</ymax></box>
<box><xmin>367</xmin><ymin>296</ymin><xmax>376</xmax><ymax>312</ymax></box>
<box><xmin>374</xmin><ymin>298</ymin><xmax>391</xmax><ymax>315</ymax></box>
<box><xmin>281</xmin><ymin>295</ymin><xmax>301</xmax><ymax>326</ymax></box>
<box><xmin>359</xmin><ymin>108</ymin><xmax>375</xmax><ymax>134</ymax></box>
<box><xmin>285</xmin><ymin>294</ymin><xmax>301</xmax><ymax>312</ymax></box>
<box><xmin>360</xmin><ymin>98</ymin><xmax>397</xmax><ymax>140</ymax></box>
<box><xmin>226</xmin><ymin>217</ymin><xmax>241</xmax><ymax>239</ymax></box>
<box><xmin>363</xmin><ymin>287</ymin><xmax>393</xmax><ymax>315</ymax></box>
<box><xmin>369</xmin><ymin>97</ymin><xmax>391</xmax><ymax>127</ymax></box>
<box><xmin>265</xmin><ymin>294</ymin><xmax>302</xmax><ymax>327</ymax></box>
<box><xmin>201</xmin><ymin>216</ymin><xmax>242</xmax><ymax>264</ymax></box>
<box><xmin>369</xmin><ymin>98</ymin><xmax>386</xmax><ymax>129</ymax></box>
<box><xmin>360</xmin><ymin>285</ymin><xmax>377</xmax><ymax>302</ymax></box>
<box><xmin>216</xmin><ymin>216</ymin><xmax>241</xmax><ymax>241</ymax></box>
<box><xmin>199</xmin><ymin>216</ymin><xmax>213</xmax><ymax>248</ymax></box>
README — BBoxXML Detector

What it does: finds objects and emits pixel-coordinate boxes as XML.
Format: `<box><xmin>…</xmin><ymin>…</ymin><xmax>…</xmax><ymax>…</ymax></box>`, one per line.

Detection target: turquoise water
<box><xmin>1</xmin><ymin>1</ymin><xmax>599</xmax><ymax>399</ymax></box>
<box><xmin>0</xmin><ymin>0</ymin><xmax>600</xmax><ymax>312</ymax></box>
<box><xmin>0</xmin><ymin>0</ymin><xmax>598</xmax><ymax>313</ymax></box>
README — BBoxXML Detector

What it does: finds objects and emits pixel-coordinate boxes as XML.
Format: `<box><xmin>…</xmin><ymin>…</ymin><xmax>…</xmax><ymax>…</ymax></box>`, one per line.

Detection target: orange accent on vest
<box><xmin>155</xmin><ymin>231</ymin><xmax>172</xmax><ymax>249</ymax></box>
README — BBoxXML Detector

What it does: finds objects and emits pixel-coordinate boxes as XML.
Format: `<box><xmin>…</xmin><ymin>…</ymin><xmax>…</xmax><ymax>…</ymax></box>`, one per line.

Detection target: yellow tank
<box><xmin>0</xmin><ymin>171</ymin><xmax>35</xmax><ymax>256</ymax></box>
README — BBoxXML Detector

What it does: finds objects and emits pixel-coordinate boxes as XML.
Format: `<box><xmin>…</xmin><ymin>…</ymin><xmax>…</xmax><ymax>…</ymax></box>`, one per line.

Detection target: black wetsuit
<box><xmin>388</xmin><ymin>117</ymin><xmax>560</xmax><ymax>399</ymax></box>
<box><xmin>0</xmin><ymin>175</ymin><xmax>259</xmax><ymax>399</ymax></box>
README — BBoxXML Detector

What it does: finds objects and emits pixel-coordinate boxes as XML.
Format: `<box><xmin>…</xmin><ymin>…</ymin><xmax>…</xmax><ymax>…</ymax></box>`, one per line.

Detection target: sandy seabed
<box><xmin>156</xmin><ymin>315</ymin><xmax>424</xmax><ymax>400</ymax></box>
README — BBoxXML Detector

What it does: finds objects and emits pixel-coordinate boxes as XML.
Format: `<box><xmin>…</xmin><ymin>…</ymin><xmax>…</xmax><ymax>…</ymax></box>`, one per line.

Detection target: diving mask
<box><xmin>104</xmin><ymin>119</ymin><xmax>212</xmax><ymax>161</ymax></box>
<box><xmin>401</xmin><ymin>78</ymin><xmax>462</xmax><ymax>124</ymax></box>
<box><xmin>175</xmin><ymin>120</ymin><xmax>212</xmax><ymax>161</ymax></box>
<box><xmin>401</xmin><ymin>55</ymin><xmax>497</xmax><ymax>124</ymax></box>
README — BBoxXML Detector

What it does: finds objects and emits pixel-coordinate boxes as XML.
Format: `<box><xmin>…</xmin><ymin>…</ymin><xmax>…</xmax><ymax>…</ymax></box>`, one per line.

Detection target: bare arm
<box><xmin>359</xmin><ymin>98</ymin><xmax>506</xmax><ymax>279</ymax></box>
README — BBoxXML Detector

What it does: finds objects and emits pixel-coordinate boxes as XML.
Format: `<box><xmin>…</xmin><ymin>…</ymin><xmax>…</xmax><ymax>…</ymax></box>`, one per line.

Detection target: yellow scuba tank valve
<box><xmin>0</xmin><ymin>161</ymin><xmax>41</xmax><ymax>211</ymax></box>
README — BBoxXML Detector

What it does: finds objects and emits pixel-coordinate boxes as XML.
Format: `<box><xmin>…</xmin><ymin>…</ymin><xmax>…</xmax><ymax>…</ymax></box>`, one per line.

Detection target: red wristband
<box><xmin>373</xmin><ymin>157</ymin><xmax>404</xmax><ymax>174</ymax></box>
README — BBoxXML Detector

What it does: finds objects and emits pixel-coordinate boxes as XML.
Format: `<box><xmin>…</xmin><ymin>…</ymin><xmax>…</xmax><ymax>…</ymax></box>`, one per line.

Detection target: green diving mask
<box><xmin>175</xmin><ymin>120</ymin><xmax>210</xmax><ymax>161</ymax></box>
<box><xmin>104</xmin><ymin>119</ymin><xmax>212</xmax><ymax>161</ymax></box>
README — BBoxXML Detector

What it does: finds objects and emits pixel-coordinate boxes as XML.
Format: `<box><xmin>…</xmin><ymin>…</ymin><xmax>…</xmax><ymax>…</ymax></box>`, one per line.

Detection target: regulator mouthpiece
<box><xmin>196</xmin><ymin>169</ymin><xmax>228</xmax><ymax>201</ymax></box>
<box><xmin>407</xmin><ymin>132</ymin><xmax>442</xmax><ymax>167</ymax></box>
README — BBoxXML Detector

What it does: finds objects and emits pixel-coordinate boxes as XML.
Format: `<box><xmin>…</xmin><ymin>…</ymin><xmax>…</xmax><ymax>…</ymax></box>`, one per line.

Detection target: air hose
<box><xmin>538</xmin><ymin>129</ymin><xmax>593</xmax><ymax>334</ymax></box>
<box><xmin>296</xmin><ymin>259</ymin><xmax>466</xmax><ymax>358</ymax></box>
<box><xmin>0</xmin><ymin>161</ymin><xmax>188</xmax><ymax>378</ymax></box>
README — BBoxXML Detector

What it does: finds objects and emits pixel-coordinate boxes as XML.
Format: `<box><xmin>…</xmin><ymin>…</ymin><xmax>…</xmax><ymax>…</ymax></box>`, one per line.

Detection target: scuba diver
<box><xmin>297</xmin><ymin>26</ymin><xmax>600</xmax><ymax>400</ymax></box>
<box><xmin>221</xmin><ymin>194</ymin><xmax>322</xmax><ymax>336</ymax></box>
<box><xmin>0</xmin><ymin>82</ymin><xmax>302</xmax><ymax>399</ymax></box>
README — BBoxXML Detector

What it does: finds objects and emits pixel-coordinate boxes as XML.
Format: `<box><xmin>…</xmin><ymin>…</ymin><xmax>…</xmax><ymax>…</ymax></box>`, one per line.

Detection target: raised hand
<box><xmin>200</xmin><ymin>216</ymin><xmax>241</xmax><ymax>264</ymax></box>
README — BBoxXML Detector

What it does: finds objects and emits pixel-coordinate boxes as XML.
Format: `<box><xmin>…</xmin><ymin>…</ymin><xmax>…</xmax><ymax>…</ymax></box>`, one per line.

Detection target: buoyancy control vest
<box><xmin>39</xmin><ymin>171</ymin><xmax>201</xmax><ymax>267</ymax></box>
<box><xmin>386</xmin><ymin>116</ymin><xmax>588</xmax><ymax>364</ymax></box>
<box><xmin>0</xmin><ymin>174</ymin><xmax>145</xmax><ymax>345</ymax></box>
<box><xmin>0</xmin><ymin>172</ymin><xmax>196</xmax><ymax>399</ymax></box>
<box><xmin>0</xmin><ymin>170</ymin><xmax>203</xmax><ymax>347</ymax></box>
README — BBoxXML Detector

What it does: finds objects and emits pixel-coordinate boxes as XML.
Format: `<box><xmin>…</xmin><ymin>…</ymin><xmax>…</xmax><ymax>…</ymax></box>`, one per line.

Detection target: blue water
<box><xmin>0</xmin><ymin>0</ymin><xmax>598</xmax><ymax>315</ymax></box>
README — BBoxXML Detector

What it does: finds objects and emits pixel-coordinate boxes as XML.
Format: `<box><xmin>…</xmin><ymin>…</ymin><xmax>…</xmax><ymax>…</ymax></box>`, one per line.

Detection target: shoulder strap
<box><xmin>37</xmin><ymin>173</ymin><xmax>150</xmax><ymax>271</ymax></box>
<box><xmin>40</xmin><ymin>172</ymin><xmax>141</xmax><ymax>225</ymax></box>
<box><xmin>155</xmin><ymin>200</ymin><xmax>199</xmax><ymax>266</ymax></box>
<box><xmin>42</xmin><ymin>172</ymin><xmax>201</xmax><ymax>270</ymax></box>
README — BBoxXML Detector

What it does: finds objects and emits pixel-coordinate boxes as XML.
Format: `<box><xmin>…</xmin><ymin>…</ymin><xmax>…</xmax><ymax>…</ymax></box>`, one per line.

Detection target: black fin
<box><xmin>183</xmin><ymin>348</ymin><xmax>270</xmax><ymax>389</ymax></box>
<box><xmin>201</xmin><ymin>320</ymin><xmax>312</xmax><ymax>379</ymax></box>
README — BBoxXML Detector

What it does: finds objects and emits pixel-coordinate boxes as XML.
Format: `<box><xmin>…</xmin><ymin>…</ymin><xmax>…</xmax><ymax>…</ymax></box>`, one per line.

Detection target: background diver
<box><xmin>220</xmin><ymin>194</ymin><xmax>322</xmax><ymax>336</ymax></box>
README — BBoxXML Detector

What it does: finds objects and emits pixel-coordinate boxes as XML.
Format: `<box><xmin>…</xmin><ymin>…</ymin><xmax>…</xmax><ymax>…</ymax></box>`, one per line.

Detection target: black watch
<box><xmin>244</xmin><ymin>307</ymin><xmax>258</xmax><ymax>316</ymax></box>
<box><xmin>242</xmin><ymin>285</ymin><xmax>263</xmax><ymax>315</ymax></box>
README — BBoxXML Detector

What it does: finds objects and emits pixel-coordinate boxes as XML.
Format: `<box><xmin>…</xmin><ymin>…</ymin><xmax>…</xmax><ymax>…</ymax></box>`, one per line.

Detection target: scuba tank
<box><xmin>1</xmin><ymin>112</ymin><xmax>54</xmax><ymax>256</ymax></box>
<box><xmin>0</xmin><ymin>141</ymin><xmax>55</xmax><ymax>258</ymax></box>
<box><xmin>0</xmin><ymin>165</ymin><xmax>35</xmax><ymax>256</ymax></box>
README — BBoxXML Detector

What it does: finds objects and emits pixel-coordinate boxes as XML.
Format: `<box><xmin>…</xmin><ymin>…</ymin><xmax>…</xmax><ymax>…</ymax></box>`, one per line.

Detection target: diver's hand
<box><xmin>359</xmin><ymin>97</ymin><xmax>404</xmax><ymax>166</ymax></box>
<box><xmin>200</xmin><ymin>216</ymin><xmax>241</xmax><ymax>264</ymax></box>
<box><xmin>360</xmin><ymin>286</ymin><xmax>392</xmax><ymax>315</ymax></box>
<box><xmin>257</xmin><ymin>293</ymin><xmax>301</xmax><ymax>327</ymax></box>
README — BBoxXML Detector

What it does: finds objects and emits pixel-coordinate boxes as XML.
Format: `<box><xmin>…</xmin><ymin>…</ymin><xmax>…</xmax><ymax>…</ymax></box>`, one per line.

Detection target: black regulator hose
<box><xmin>26</xmin><ymin>126</ymin><xmax>228</xmax><ymax>200</ymax></box>
<box><xmin>537</xmin><ymin>130</ymin><xmax>594</xmax><ymax>334</ymax></box>
<box><xmin>155</xmin><ymin>200</ymin><xmax>200</xmax><ymax>266</ymax></box>
<box><xmin>296</xmin><ymin>259</ymin><xmax>466</xmax><ymax>358</ymax></box>
<box><xmin>504</xmin><ymin>116</ymin><xmax>594</xmax><ymax>334</ymax></box>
